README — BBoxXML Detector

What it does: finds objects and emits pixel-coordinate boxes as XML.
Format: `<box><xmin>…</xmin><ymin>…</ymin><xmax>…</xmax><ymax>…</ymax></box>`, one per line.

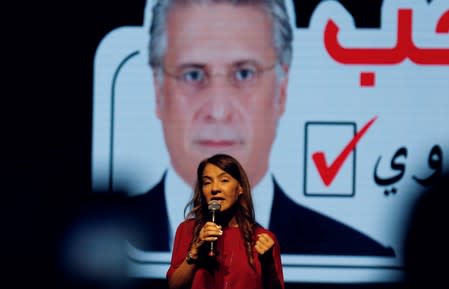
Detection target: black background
<box><xmin>7</xmin><ymin>0</ymin><xmax>426</xmax><ymax>288</ymax></box>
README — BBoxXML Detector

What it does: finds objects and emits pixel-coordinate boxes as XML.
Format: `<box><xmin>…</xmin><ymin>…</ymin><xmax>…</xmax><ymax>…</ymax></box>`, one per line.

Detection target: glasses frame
<box><xmin>161</xmin><ymin>61</ymin><xmax>279</xmax><ymax>91</ymax></box>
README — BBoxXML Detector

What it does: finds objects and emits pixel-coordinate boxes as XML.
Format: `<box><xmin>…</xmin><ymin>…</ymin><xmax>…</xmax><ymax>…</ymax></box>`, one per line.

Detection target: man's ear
<box><xmin>153</xmin><ymin>72</ymin><xmax>163</xmax><ymax>120</ymax></box>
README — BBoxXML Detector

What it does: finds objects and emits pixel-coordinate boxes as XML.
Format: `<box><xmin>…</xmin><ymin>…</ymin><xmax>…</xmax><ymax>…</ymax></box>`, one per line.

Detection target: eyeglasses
<box><xmin>162</xmin><ymin>61</ymin><xmax>277</xmax><ymax>92</ymax></box>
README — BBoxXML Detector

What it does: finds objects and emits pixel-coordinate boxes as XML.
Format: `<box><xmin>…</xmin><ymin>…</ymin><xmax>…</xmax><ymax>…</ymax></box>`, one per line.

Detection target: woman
<box><xmin>166</xmin><ymin>154</ymin><xmax>284</xmax><ymax>289</ymax></box>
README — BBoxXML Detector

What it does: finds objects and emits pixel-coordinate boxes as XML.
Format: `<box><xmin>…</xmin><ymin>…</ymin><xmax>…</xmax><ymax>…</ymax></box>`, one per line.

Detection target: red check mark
<box><xmin>312</xmin><ymin>116</ymin><xmax>377</xmax><ymax>186</ymax></box>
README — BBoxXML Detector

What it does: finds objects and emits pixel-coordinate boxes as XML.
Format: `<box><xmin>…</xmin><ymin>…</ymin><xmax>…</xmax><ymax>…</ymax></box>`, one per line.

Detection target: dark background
<box><xmin>8</xmin><ymin>0</ymin><xmax>439</xmax><ymax>288</ymax></box>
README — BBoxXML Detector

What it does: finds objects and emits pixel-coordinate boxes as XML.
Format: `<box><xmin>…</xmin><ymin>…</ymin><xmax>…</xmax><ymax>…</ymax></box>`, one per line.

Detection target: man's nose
<box><xmin>203</xmin><ymin>76</ymin><xmax>236</xmax><ymax>121</ymax></box>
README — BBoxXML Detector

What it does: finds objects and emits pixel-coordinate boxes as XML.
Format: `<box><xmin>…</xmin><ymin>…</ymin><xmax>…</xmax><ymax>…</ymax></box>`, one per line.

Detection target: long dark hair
<box><xmin>185</xmin><ymin>153</ymin><xmax>257</xmax><ymax>266</ymax></box>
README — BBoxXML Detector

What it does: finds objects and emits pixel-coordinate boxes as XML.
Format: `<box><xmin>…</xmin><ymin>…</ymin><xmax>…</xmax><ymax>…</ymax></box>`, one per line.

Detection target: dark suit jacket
<box><xmin>125</xmin><ymin>171</ymin><xmax>395</xmax><ymax>256</ymax></box>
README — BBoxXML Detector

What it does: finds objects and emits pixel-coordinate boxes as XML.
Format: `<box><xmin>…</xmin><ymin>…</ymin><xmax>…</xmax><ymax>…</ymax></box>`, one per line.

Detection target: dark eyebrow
<box><xmin>233</xmin><ymin>60</ymin><xmax>259</xmax><ymax>67</ymax></box>
<box><xmin>177</xmin><ymin>63</ymin><xmax>207</xmax><ymax>70</ymax></box>
<box><xmin>202</xmin><ymin>172</ymin><xmax>230</xmax><ymax>180</ymax></box>
<box><xmin>218</xmin><ymin>172</ymin><xmax>230</xmax><ymax>178</ymax></box>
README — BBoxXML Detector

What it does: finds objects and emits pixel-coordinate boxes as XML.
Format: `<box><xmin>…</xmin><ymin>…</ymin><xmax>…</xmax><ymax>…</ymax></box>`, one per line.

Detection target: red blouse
<box><xmin>166</xmin><ymin>219</ymin><xmax>284</xmax><ymax>289</ymax></box>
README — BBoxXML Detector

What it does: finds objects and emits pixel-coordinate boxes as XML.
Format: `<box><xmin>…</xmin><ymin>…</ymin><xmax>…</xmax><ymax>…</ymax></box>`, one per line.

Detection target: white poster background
<box><xmin>92</xmin><ymin>0</ymin><xmax>449</xmax><ymax>283</ymax></box>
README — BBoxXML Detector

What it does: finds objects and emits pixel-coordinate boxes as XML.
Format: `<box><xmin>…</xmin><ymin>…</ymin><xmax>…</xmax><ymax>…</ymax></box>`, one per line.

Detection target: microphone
<box><xmin>207</xmin><ymin>200</ymin><xmax>221</xmax><ymax>256</ymax></box>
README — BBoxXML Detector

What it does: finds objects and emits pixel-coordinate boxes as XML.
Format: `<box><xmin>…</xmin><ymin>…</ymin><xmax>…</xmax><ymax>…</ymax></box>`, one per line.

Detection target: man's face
<box><xmin>154</xmin><ymin>3</ymin><xmax>288</xmax><ymax>186</ymax></box>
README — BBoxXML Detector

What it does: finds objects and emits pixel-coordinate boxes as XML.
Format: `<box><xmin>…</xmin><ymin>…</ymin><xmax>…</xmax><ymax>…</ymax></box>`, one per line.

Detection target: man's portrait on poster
<box><xmin>124</xmin><ymin>0</ymin><xmax>396</xmax><ymax>258</ymax></box>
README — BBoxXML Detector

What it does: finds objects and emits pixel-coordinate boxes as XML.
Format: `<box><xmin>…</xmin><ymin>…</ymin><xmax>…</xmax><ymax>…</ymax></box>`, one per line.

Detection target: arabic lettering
<box><xmin>325</xmin><ymin>9</ymin><xmax>449</xmax><ymax>65</ymax></box>
<box><xmin>412</xmin><ymin>145</ymin><xmax>443</xmax><ymax>186</ymax></box>
<box><xmin>325</xmin><ymin>8</ymin><xmax>449</xmax><ymax>87</ymax></box>
<box><xmin>373</xmin><ymin>145</ymin><xmax>444</xmax><ymax>196</ymax></box>
<box><xmin>374</xmin><ymin>147</ymin><xmax>407</xmax><ymax>196</ymax></box>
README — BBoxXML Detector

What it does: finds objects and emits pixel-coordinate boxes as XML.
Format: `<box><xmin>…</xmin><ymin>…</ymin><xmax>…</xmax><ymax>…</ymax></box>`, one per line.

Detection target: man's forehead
<box><xmin>164</xmin><ymin>2</ymin><xmax>276</xmax><ymax>66</ymax></box>
<box><xmin>166</xmin><ymin>1</ymin><xmax>272</xmax><ymax>34</ymax></box>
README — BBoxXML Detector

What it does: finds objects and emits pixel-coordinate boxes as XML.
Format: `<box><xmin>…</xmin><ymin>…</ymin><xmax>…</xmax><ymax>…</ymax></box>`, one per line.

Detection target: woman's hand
<box><xmin>256</xmin><ymin>233</ymin><xmax>283</xmax><ymax>289</ymax></box>
<box><xmin>255</xmin><ymin>233</ymin><xmax>275</xmax><ymax>255</ymax></box>
<box><xmin>190</xmin><ymin>222</ymin><xmax>222</xmax><ymax>257</ymax></box>
<box><xmin>199</xmin><ymin>222</ymin><xmax>223</xmax><ymax>242</ymax></box>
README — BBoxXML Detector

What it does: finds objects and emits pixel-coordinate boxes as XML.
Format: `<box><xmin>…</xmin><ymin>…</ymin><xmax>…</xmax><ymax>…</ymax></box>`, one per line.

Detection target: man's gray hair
<box><xmin>148</xmin><ymin>0</ymin><xmax>293</xmax><ymax>71</ymax></box>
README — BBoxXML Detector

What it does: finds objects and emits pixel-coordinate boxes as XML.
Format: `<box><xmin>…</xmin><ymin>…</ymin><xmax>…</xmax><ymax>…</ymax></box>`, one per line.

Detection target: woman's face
<box><xmin>201</xmin><ymin>163</ymin><xmax>242</xmax><ymax>212</ymax></box>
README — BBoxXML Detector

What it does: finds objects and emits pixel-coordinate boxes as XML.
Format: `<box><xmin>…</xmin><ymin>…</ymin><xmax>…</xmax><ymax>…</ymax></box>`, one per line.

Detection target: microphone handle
<box><xmin>209</xmin><ymin>210</ymin><xmax>216</xmax><ymax>256</ymax></box>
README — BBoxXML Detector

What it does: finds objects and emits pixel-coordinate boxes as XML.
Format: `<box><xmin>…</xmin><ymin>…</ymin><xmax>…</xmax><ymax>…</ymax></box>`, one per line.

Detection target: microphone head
<box><xmin>208</xmin><ymin>200</ymin><xmax>221</xmax><ymax>212</ymax></box>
